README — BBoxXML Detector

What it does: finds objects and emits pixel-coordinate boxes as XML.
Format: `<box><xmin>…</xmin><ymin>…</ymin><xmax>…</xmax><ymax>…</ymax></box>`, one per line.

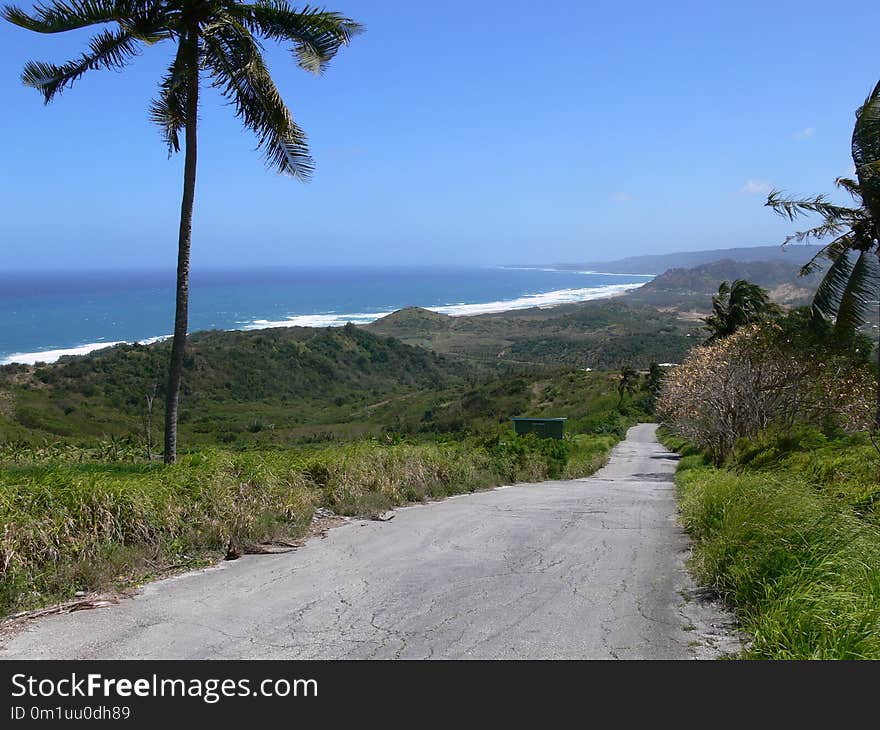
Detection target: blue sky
<box><xmin>1</xmin><ymin>0</ymin><xmax>878</xmax><ymax>270</ymax></box>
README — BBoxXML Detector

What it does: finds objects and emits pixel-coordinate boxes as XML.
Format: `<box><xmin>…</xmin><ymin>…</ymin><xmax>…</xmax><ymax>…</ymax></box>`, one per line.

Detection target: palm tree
<box><xmin>765</xmin><ymin>83</ymin><xmax>880</xmax><ymax>428</ymax></box>
<box><xmin>765</xmin><ymin>182</ymin><xmax>878</xmax><ymax>339</ymax></box>
<box><xmin>617</xmin><ymin>366</ymin><xmax>638</xmax><ymax>410</ymax></box>
<box><xmin>702</xmin><ymin>279</ymin><xmax>776</xmax><ymax>343</ymax></box>
<box><xmin>4</xmin><ymin>0</ymin><xmax>362</xmax><ymax>463</ymax></box>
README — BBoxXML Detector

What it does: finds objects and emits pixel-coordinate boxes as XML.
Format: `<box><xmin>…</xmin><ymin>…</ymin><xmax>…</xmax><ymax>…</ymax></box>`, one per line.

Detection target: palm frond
<box><xmin>149</xmin><ymin>35</ymin><xmax>189</xmax><ymax>154</ymax></box>
<box><xmin>799</xmin><ymin>233</ymin><xmax>854</xmax><ymax>276</ymax></box>
<box><xmin>853</xmin><ymin>80</ymin><xmax>880</xmax><ymax>225</ymax></box>
<box><xmin>812</xmin><ymin>251</ymin><xmax>856</xmax><ymax>323</ymax></box>
<box><xmin>781</xmin><ymin>219</ymin><xmax>849</xmax><ymax>247</ymax></box>
<box><xmin>832</xmin><ymin>250</ymin><xmax>879</xmax><ymax>335</ymax></box>
<box><xmin>765</xmin><ymin>190</ymin><xmax>859</xmax><ymax>223</ymax></box>
<box><xmin>3</xmin><ymin>0</ymin><xmax>118</xmax><ymax>33</ymax></box>
<box><xmin>231</xmin><ymin>1</ymin><xmax>362</xmax><ymax>74</ymax></box>
<box><xmin>203</xmin><ymin>20</ymin><xmax>313</xmax><ymax>179</ymax></box>
<box><xmin>835</xmin><ymin>176</ymin><xmax>864</xmax><ymax>203</ymax></box>
<box><xmin>21</xmin><ymin>26</ymin><xmax>142</xmax><ymax>102</ymax></box>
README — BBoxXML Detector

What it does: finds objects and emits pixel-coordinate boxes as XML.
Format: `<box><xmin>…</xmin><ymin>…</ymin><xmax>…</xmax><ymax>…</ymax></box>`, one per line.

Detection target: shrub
<box><xmin>658</xmin><ymin>319</ymin><xmax>873</xmax><ymax>463</ymax></box>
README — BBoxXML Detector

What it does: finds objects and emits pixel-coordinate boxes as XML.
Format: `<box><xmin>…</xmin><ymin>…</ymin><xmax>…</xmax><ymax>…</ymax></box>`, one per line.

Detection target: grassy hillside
<box><xmin>366</xmin><ymin>300</ymin><xmax>698</xmax><ymax>369</ymax></box>
<box><xmin>0</xmin><ymin>317</ymin><xmax>651</xmax><ymax>451</ymax></box>
<box><xmin>0</xmin><ymin>324</ymin><xmax>470</xmax><ymax>446</ymax></box>
<box><xmin>663</xmin><ymin>428</ymin><xmax>880</xmax><ymax>658</ymax></box>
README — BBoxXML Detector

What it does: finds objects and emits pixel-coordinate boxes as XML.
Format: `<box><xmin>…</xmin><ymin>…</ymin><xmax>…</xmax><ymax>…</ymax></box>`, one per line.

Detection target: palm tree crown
<box><xmin>703</xmin><ymin>279</ymin><xmax>776</xmax><ymax>343</ymax></box>
<box><xmin>3</xmin><ymin>0</ymin><xmax>361</xmax><ymax>178</ymax></box>
<box><xmin>765</xmin><ymin>180</ymin><xmax>879</xmax><ymax>338</ymax></box>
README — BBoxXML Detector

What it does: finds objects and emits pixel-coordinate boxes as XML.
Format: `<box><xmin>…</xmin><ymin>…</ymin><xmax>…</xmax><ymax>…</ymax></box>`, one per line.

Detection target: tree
<box><xmin>765</xmin><ymin>181</ymin><xmax>878</xmax><ymax>341</ymax></box>
<box><xmin>766</xmin><ymin>82</ymin><xmax>880</xmax><ymax>429</ymax></box>
<box><xmin>644</xmin><ymin>361</ymin><xmax>664</xmax><ymax>412</ymax></box>
<box><xmin>617</xmin><ymin>366</ymin><xmax>638</xmax><ymax>409</ymax></box>
<box><xmin>4</xmin><ymin>0</ymin><xmax>362</xmax><ymax>462</ymax></box>
<box><xmin>702</xmin><ymin>279</ymin><xmax>777</xmax><ymax>343</ymax></box>
<box><xmin>658</xmin><ymin>318</ymin><xmax>874</xmax><ymax>464</ymax></box>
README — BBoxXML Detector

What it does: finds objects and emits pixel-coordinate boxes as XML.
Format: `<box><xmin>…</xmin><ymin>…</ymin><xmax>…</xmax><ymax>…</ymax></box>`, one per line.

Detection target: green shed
<box><xmin>511</xmin><ymin>417</ymin><xmax>566</xmax><ymax>439</ymax></box>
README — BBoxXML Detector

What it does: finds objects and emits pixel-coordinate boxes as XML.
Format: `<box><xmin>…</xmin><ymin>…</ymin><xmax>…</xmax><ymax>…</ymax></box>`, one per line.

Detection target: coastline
<box><xmin>1</xmin><ymin>280</ymin><xmax>649</xmax><ymax>366</ymax></box>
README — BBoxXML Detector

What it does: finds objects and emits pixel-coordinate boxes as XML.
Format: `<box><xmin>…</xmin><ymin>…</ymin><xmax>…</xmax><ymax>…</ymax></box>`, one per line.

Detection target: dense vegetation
<box><xmin>659</xmin><ymin>308</ymin><xmax>874</xmax><ymax>463</ymax></box>
<box><xmin>0</xmin><ymin>322</ymin><xmax>650</xmax><ymax>450</ymax></box>
<box><xmin>0</xmin><ymin>325</ymin><xmax>468</xmax><ymax>446</ymax></box>
<box><xmin>659</xmin><ymin>77</ymin><xmax>880</xmax><ymax>660</ymax></box>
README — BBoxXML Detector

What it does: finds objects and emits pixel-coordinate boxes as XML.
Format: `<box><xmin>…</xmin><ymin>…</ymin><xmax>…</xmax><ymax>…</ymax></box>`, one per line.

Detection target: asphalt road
<box><xmin>0</xmin><ymin>424</ymin><xmax>737</xmax><ymax>659</ymax></box>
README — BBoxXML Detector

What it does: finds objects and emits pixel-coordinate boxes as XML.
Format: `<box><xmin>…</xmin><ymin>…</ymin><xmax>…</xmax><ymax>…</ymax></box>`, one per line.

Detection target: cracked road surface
<box><xmin>1</xmin><ymin>424</ymin><xmax>737</xmax><ymax>659</ymax></box>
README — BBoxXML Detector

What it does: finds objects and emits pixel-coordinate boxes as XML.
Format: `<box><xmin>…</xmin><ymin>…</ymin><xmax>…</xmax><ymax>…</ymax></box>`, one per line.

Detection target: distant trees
<box><xmin>703</xmin><ymin>279</ymin><xmax>778</xmax><ymax>343</ymax></box>
<box><xmin>766</xmin><ymin>81</ymin><xmax>880</xmax><ymax>428</ymax></box>
<box><xmin>4</xmin><ymin>1</ymin><xmax>362</xmax><ymax>462</ymax></box>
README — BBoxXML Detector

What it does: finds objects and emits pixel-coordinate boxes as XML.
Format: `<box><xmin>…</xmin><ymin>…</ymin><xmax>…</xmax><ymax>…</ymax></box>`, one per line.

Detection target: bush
<box><xmin>658</xmin><ymin>318</ymin><xmax>873</xmax><ymax>463</ymax></box>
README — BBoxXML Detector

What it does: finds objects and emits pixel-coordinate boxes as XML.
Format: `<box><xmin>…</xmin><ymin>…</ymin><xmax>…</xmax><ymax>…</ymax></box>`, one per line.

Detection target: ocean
<box><xmin>0</xmin><ymin>266</ymin><xmax>653</xmax><ymax>365</ymax></box>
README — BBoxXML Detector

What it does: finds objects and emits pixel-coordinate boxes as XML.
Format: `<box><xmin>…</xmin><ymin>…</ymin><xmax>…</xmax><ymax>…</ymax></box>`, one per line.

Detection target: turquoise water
<box><xmin>0</xmin><ymin>266</ymin><xmax>651</xmax><ymax>364</ymax></box>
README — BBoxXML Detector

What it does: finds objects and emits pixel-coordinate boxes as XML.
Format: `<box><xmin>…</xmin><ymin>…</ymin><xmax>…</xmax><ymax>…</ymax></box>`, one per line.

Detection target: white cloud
<box><xmin>794</xmin><ymin>127</ymin><xmax>815</xmax><ymax>140</ymax></box>
<box><xmin>740</xmin><ymin>179</ymin><xmax>772</xmax><ymax>195</ymax></box>
<box><xmin>610</xmin><ymin>191</ymin><xmax>633</xmax><ymax>203</ymax></box>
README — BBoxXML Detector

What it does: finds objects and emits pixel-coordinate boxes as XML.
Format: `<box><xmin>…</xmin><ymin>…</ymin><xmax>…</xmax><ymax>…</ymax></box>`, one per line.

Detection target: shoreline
<box><xmin>1</xmin><ymin>281</ymin><xmax>648</xmax><ymax>366</ymax></box>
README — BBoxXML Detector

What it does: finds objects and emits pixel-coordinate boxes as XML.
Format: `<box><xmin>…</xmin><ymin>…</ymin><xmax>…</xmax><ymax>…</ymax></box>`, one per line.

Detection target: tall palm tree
<box><xmin>4</xmin><ymin>0</ymin><xmax>362</xmax><ymax>462</ymax></box>
<box><xmin>702</xmin><ymin>279</ymin><xmax>776</xmax><ymax>343</ymax></box>
<box><xmin>765</xmin><ymin>82</ymin><xmax>880</xmax><ymax>428</ymax></box>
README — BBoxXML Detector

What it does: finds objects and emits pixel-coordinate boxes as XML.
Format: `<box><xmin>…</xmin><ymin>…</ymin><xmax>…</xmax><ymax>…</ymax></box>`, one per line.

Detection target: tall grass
<box><xmin>0</xmin><ymin>433</ymin><xmax>614</xmax><ymax>616</ymax></box>
<box><xmin>674</xmin><ymin>443</ymin><xmax>880</xmax><ymax>659</ymax></box>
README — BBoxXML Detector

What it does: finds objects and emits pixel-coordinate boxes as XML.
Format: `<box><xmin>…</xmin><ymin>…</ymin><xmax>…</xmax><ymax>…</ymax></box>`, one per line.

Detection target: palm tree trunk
<box><xmin>163</xmin><ymin>30</ymin><xmax>199</xmax><ymax>465</ymax></box>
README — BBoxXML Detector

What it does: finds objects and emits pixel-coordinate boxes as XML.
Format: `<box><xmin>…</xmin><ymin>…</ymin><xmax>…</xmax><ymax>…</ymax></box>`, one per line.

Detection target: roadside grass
<box><xmin>0</xmin><ymin>432</ymin><xmax>616</xmax><ymax>617</ymax></box>
<box><xmin>665</xmin><ymin>428</ymin><xmax>880</xmax><ymax>659</ymax></box>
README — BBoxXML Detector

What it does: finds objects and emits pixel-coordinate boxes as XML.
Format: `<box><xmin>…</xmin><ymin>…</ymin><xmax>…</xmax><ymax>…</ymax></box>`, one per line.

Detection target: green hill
<box><xmin>367</xmin><ymin>300</ymin><xmax>697</xmax><ymax>369</ymax></box>
<box><xmin>624</xmin><ymin>258</ymin><xmax>819</xmax><ymax>310</ymax></box>
<box><xmin>0</xmin><ymin>324</ymin><xmax>469</xmax><ymax>444</ymax></box>
<box><xmin>370</xmin><ymin>307</ymin><xmax>452</xmax><ymax>334</ymax></box>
